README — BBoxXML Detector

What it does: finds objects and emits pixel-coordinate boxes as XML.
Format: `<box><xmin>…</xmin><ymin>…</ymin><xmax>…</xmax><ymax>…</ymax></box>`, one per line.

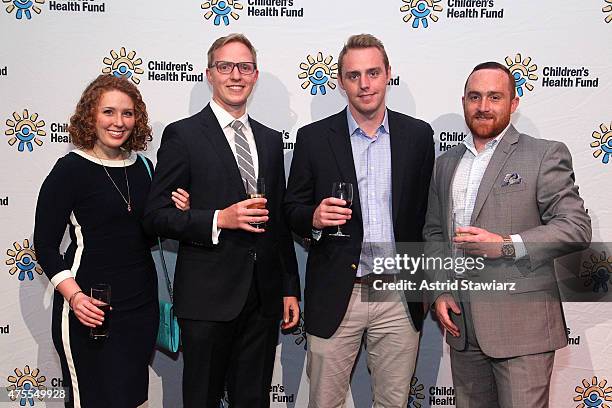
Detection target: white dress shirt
<box><xmin>452</xmin><ymin>125</ymin><xmax>527</xmax><ymax>259</ymax></box>
<box><xmin>210</xmin><ymin>99</ymin><xmax>259</xmax><ymax>244</ymax></box>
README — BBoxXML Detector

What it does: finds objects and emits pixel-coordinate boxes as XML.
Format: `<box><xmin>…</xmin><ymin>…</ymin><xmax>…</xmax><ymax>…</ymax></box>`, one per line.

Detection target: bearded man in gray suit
<box><xmin>424</xmin><ymin>62</ymin><xmax>591</xmax><ymax>408</ymax></box>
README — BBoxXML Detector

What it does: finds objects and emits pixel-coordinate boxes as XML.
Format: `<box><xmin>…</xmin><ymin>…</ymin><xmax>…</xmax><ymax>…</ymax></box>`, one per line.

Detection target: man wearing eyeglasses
<box><xmin>144</xmin><ymin>33</ymin><xmax>300</xmax><ymax>408</ymax></box>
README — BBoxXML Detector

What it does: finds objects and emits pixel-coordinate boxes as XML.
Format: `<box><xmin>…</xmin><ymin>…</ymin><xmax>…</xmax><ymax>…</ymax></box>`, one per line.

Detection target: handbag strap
<box><xmin>138</xmin><ymin>154</ymin><xmax>173</xmax><ymax>302</ymax></box>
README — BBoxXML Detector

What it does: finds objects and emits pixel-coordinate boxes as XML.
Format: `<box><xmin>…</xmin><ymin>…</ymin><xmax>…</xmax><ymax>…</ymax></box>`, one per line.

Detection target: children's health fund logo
<box><xmin>591</xmin><ymin>122</ymin><xmax>612</xmax><ymax>164</ymax></box>
<box><xmin>504</xmin><ymin>53</ymin><xmax>538</xmax><ymax>97</ymax></box>
<box><xmin>6</xmin><ymin>365</ymin><xmax>47</xmax><ymax>406</ymax></box>
<box><xmin>400</xmin><ymin>0</ymin><xmax>442</xmax><ymax>28</ymax></box>
<box><xmin>3</xmin><ymin>0</ymin><xmax>44</xmax><ymax>19</ymax></box>
<box><xmin>202</xmin><ymin>0</ymin><xmax>242</xmax><ymax>25</ymax></box>
<box><xmin>604</xmin><ymin>0</ymin><xmax>612</xmax><ymax>23</ymax></box>
<box><xmin>102</xmin><ymin>47</ymin><xmax>144</xmax><ymax>85</ymax></box>
<box><xmin>504</xmin><ymin>53</ymin><xmax>600</xmax><ymax>96</ymax></box>
<box><xmin>400</xmin><ymin>0</ymin><xmax>505</xmax><ymax>28</ymax></box>
<box><xmin>408</xmin><ymin>376</ymin><xmax>425</xmax><ymax>407</ymax></box>
<box><xmin>298</xmin><ymin>52</ymin><xmax>338</xmax><ymax>95</ymax></box>
<box><xmin>574</xmin><ymin>376</ymin><xmax>612</xmax><ymax>408</ymax></box>
<box><xmin>5</xmin><ymin>110</ymin><xmax>46</xmax><ymax>152</ymax></box>
<box><xmin>101</xmin><ymin>47</ymin><xmax>204</xmax><ymax>84</ymax></box>
<box><xmin>581</xmin><ymin>250</ymin><xmax>611</xmax><ymax>292</ymax></box>
<box><xmin>201</xmin><ymin>0</ymin><xmax>304</xmax><ymax>25</ymax></box>
<box><xmin>3</xmin><ymin>0</ymin><xmax>106</xmax><ymax>19</ymax></box>
<box><xmin>5</xmin><ymin>239</ymin><xmax>44</xmax><ymax>281</ymax></box>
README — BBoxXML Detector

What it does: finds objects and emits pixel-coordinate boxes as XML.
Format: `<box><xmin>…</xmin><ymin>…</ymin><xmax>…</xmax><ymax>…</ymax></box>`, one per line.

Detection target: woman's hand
<box><xmin>172</xmin><ymin>188</ymin><xmax>190</xmax><ymax>211</ymax></box>
<box><xmin>57</xmin><ymin>278</ymin><xmax>106</xmax><ymax>328</ymax></box>
<box><xmin>70</xmin><ymin>292</ymin><xmax>106</xmax><ymax>328</ymax></box>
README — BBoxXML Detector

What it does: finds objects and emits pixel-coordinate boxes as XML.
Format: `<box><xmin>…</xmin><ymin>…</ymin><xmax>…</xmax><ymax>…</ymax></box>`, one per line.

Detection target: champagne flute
<box><xmin>328</xmin><ymin>182</ymin><xmax>353</xmax><ymax>238</ymax></box>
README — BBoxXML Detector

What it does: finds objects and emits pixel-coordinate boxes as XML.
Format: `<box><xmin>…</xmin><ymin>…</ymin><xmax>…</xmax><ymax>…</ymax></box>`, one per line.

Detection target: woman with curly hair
<box><xmin>34</xmin><ymin>74</ymin><xmax>189</xmax><ymax>407</ymax></box>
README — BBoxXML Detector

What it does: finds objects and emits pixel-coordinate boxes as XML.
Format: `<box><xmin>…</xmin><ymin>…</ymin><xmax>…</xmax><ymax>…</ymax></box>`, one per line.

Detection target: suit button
<box><xmin>249</xmin><ymin>250</ymin><xmax>256</xmax><ymax>260</ymax></box>
<box><xmin>351</xmin><ymin>264</ymin><xmax>357</xmax><ymax>270</ymax></box>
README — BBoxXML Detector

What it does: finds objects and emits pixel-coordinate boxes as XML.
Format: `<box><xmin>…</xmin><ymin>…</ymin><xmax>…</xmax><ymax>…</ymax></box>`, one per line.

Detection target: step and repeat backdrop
<box><xmin>1</xmin><ymin>0</ymin><xmax>611</xmax><ymax>407</ymax></box>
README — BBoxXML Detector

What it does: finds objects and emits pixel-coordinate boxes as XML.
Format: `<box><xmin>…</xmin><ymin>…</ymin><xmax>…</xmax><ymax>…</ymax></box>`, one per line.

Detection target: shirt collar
<box><xmin>210</xmin><ymin>99</ymin><xmax>250</xmax><ymax>131</ymax></box>
<box><xmin>346</xmin><ymin>107</ymin><xmax>389</xmax><ymax>138</ymax></box>
<box><xmin>463</xmin><ymin>123</ymin><xmax>511</xmax><ymax>155</ymax></box>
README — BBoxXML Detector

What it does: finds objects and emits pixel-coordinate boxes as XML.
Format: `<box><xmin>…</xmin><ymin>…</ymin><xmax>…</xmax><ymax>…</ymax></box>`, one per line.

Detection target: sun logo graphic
<box><xmin>201</xmin><ymin>0</ymin><xmax>242</xmax><ymax>26</ymax></box>
<box><xmin>590</xmin><ymin>121</ymin><xmax>612</xmax><ymax>164</ymax></box>
<box><xmin>400</xmin><ymin>0</ymin><xmax>443</xmax><ymax>29</ymax></box>
<box><xmin>2</xmin><ymin>0</ymin><xmax>45</xmax><ymax>20</ymax></box>
<box><xmin>581</xmin><ymin>251</ymin><xmax>612</xmax><ymax>293</ymax></box>
<box><xmin>5</xmin><ymin>110</ymin><xmax>46</xmax><ymax>152</ymax></box>
<box><xmin>6</xmin><ymin>365</ymin><xmax>47</xmax><ymax>406</ymax></box>
<box><xmin>291</xmin><ymin>312</ymin><xmax>307</xmax><ymax>350</ymax></box>
<box><xmin>298</xmin><ymin>52</ymin><xmax>338</xmax><ymax>96</ymax></box>
<box><xmin>603</xmin><ymin>0</ymin><xmax>612</xmax><ymax>23</ymax></box>
<box><xmin>407</xmin><ymin>376</ymin><xmax>425</xmax><ymax>407</ymax></box>
<box><xmin>504</xmin><ymin>53</ymin><xmax>538</xmax><ymax>97</ymax></box>
<box><xmin>102</xmin><ymin>47</ymin><xmax>144</xmax><ymax>85</ymax></box>
<box><xmin>574</xmin><ymin>376</ymin><xmax>612</xmax><ymax>408</ymax></box>
<box><xmin>5</xmin><ymin>239</ymin><xmax>44</xmax><ymax>281</ymax></box>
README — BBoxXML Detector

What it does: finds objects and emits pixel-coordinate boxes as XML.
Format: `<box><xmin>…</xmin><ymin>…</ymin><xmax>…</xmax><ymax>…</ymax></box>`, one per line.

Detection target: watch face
<box><xmin>502</xmin><ymin>243</ymin><xmax>515</xmax><ymax>257</ymax></box>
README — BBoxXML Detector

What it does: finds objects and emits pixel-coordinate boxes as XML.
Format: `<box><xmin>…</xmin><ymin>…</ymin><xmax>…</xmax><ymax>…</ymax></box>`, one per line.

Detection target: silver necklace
<box><xmin>92</xmin><ymin>149</ymin><xmax>132</xmax><ymax>212</ymax></box>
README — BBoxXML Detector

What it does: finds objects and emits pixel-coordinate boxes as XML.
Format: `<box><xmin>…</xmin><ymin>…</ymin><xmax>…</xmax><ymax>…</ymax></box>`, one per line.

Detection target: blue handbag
<box><xmin>139</xmin><ymin>154</ymin><xmax>180</xmax><ymax>353</ymax></box>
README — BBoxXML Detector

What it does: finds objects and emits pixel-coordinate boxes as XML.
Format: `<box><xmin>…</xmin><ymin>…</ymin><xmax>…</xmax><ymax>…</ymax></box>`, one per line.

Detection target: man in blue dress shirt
<box><xmin>284</xmin><ymin>33</ymin><xmax>435</xmax><ymax>407</ymax></box>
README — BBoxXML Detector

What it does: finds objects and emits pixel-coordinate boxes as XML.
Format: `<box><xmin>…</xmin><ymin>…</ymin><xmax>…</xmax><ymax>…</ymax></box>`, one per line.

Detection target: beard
<box><xmin>466</xmin><ymin>113</ymin><xmax>510</xmax><ymax>140</ymax></box>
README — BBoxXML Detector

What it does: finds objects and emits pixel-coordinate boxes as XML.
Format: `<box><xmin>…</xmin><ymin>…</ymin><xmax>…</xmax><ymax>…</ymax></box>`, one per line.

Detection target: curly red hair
<box><xmin>68</xmin><ymin>74</ymin><xmax>152</xmax><ymax>152</ymax></box>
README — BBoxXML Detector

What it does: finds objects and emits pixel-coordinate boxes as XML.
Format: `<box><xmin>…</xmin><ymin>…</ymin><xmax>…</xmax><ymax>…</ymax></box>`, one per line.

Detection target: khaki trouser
<box><xmin>307</xmin><ymin>283</ymin><xmax>420</xmax><ymax>408</ymax></box>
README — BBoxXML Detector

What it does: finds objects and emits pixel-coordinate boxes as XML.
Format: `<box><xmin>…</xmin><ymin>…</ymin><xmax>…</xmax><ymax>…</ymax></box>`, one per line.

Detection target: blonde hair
<box><xmin>207</xmin><ymin>33</ymin><xmax>257</xmax><ymax>67</ymax></box>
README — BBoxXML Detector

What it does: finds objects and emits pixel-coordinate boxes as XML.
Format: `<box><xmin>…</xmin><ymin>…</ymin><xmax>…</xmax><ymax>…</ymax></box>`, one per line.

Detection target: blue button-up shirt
<box><xmin>347</xmin><ymin>109</ymin><xmax>395</xmax><ymax>277</ymax></box>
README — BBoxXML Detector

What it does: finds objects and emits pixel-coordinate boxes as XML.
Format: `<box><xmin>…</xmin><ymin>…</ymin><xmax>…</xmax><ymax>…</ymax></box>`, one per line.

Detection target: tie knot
<box><xmin>230</xmin><ymin>120</ymin><xmax>243</xmax><ymax>132</ymax></box>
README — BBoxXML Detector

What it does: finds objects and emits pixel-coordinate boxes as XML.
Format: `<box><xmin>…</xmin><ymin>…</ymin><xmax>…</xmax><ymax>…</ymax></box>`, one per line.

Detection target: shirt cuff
<box><xmin>50</xmin><ymin>270</ymin><xmax>74</xmax><ymax>288</ymax></box>
<box><xmin>311</xmin><ymin>228</ymin><xmax>322</xmax><ymax>241</ymax></box>
<box><xmin>212</xmin><ymin>210</ymin><xmax>221</xmax><ymax>245</ymax></box>
<box><xmin>510</xmin><ymin>234</ymin><xmax>528</xmax><ymax>260</ymax></box>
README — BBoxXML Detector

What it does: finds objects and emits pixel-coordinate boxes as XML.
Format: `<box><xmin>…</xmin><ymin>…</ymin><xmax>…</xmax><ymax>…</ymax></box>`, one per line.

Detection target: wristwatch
<box><xmin>501</xmin><ymin>235</ymin><xmax>515</xmax><ymax>259</ymax></box>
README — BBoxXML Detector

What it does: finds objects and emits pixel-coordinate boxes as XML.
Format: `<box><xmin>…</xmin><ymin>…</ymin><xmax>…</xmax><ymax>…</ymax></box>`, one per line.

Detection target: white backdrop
<box><xmin>1</xmin><ymin>0</ymin><xmax>611</xmax><ymax>407</ymax></box>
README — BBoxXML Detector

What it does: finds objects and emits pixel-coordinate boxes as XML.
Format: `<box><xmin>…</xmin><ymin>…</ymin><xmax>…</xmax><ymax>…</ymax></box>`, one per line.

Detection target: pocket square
<box><xmin>502</xmin><ymin>172</ymin><xmax>522</xmax><ymax>186</ymax></box>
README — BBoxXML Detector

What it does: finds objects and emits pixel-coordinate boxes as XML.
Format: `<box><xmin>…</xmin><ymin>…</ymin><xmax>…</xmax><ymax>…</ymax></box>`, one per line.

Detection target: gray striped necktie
<box><xmin>231</xmin><ymin>119</ymin><xmax>256</xmax><ymax>193</ymax></box>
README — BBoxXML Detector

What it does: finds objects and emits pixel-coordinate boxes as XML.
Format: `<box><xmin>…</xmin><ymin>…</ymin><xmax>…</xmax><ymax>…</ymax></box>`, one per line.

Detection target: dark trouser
<box><xmin>179</xmin><ymin>278</ymin><xmax>279</xmax><ymax>408</ymax></box>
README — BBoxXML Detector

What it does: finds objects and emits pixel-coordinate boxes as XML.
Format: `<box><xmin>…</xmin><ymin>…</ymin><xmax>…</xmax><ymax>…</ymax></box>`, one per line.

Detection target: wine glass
<box><xmin>328</xmin><ymin>182</ymin><xmax>353</xmax><ymax>238</ymax></box>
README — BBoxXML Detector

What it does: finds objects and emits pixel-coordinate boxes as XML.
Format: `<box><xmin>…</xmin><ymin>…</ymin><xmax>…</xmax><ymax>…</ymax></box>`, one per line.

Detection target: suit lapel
<box><xmin>388</xmin><ymin>110</ymin><xmax>410</xmax><ymax>223</ymax></box>
<box><xmin>200</xmin><ymin>104</ymin><xmax>246</xmax><ymax>197</ymax></box>
<box><xmin>470</xmin><ymin>125</ymin><xmax>520</xmax><ymax>224</ymax></box>
<box><xmin>327</xmin><ymin>109</ymin><xmax>362</xmax><ymax>225</ymax></box>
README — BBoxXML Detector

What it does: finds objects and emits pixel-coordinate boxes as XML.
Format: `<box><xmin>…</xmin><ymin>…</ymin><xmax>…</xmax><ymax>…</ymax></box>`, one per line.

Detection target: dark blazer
<box><xmin>284</xmin><ymin>108</ymin><xmax>434</xmax><ymax>338</ymax></box>
<box><xmin>144</xmin><ymin>104</ymin><xmax>300</xmax><ymax>321</ymax></box>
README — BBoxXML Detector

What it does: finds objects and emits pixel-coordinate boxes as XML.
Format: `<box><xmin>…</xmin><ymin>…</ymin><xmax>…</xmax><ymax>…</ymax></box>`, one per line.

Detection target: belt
<box><xmin>354</xmin><ymin>274</ymin><xmax>397</xmax><ymax>285</ymax></box>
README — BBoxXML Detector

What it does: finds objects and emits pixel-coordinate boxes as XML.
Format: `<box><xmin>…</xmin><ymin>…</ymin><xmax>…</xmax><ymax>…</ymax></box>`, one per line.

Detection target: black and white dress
<box><xmin>34</xmin><ymin>150</ymin><xmax>158</xmax><ymax>408</ymax></box>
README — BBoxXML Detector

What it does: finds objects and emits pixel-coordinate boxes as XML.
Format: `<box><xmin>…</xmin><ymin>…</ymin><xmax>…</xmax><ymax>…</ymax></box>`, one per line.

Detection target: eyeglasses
<box><xmin>210</xmin><ymin>61</ymin><xmax>257</xmax><ymax>75</ymax></box>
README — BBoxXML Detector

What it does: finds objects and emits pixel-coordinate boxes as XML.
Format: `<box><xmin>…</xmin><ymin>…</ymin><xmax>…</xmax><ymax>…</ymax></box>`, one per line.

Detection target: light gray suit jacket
<box><xmin>423</xmin><ymin>125</ymin><xmax>591</xmax><ymax>358</ymax></box>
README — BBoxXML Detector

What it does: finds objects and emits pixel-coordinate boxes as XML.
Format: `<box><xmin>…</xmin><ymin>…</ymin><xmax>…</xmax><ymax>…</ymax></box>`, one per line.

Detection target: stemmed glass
<box><xmin>328</xmin><ymin>182</ymin><xmax>353</xmax><ymax>238</ymax></box>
